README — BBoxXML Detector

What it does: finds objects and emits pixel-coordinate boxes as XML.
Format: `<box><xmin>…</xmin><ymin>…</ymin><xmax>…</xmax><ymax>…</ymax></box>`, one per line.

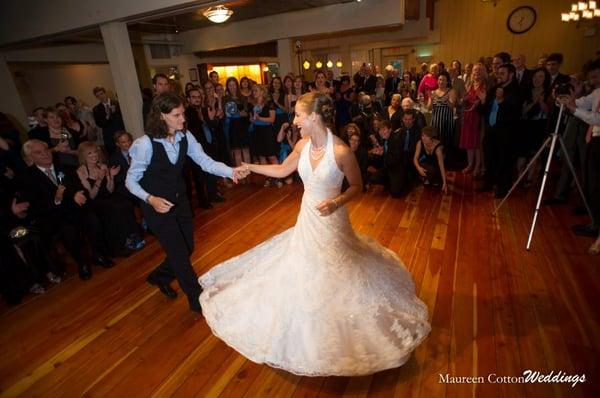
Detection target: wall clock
<box><xmin>507</xmin><ymin>6</ymin><xmax>537</xmax><ymax>34</ymax></box>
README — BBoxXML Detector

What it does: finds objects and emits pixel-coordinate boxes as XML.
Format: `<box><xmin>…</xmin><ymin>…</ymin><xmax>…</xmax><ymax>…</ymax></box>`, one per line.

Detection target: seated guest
<box><xmin>29</xmin><ymin>107</ymin><xmax>80</xmax><ymax>170</ymax></box>
<box><xmin>368</xmin><ymin>120</ymin><xmax>410</xmax><ymax>197</ymax></box>
<box><xmin>17</xmin><ymin>139</ymin><xmax>110</xmax><ymax>280</ymax></box>
<box><xmin>0</xmin><ymin>163</ymin><xmax>59</xmax><ymax>300</ymax></box>
<box><xmin>341</xmin><ymin>124</ymin><xmax>368</xmax><ymax>192</ymax></box>
<box><xmin>381</xmin><ymin>93</ymin><xmax>404</xmax><ymax>131</ymax></box>
<box><xmin>109</xmin><ymin>131</ymin><xmax>138</xmax><ymax>203</ymax></box>
<box><xmin>351</xmin><ymin>94</ymin><xmax>379</xmax><ymax>148</ymax></box>
<box><xmin>413</xmin><ymin>126</ymin><xmax>448</xmax><ymax>194</ymax></box>
<box><xmin>77</xmin><ymin>141</ymin><xmax>144</xmax><ymax>254</ymax></box>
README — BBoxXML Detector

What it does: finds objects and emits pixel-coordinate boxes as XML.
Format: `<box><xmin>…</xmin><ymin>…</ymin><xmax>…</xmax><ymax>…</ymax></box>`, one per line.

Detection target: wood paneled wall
<box><xmin>430</xmin><ymin>0</ymin><xmax>599</xmax><ymax>73</ymax></box>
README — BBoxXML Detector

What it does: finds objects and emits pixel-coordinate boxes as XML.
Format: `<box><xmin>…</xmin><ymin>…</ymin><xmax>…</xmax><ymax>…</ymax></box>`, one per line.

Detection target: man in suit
<box><xmin>369</xmin><ymin>120</ymin><xmax>410</xmax><ymax>197</ymax></box>
<box><xmin>109</xmin><ymin>131</ymin><xmax>137</xmax><ymax>204</ymax></box>
<box><xmin>326</xmin><ymin>69</ymin><xmax>340</xmax><ymax>94</ymax></box>
<box><xmin>92</xmin><ymin>86</ymin><xmax>124</xmax><ymax>156</ymax></box>
<box><xmin>478</xmin><ymin>63</ymin><xmax>522</xmax><ymax>198</ymax></box>
<box><xmin>384</xmin><ymin>69</ymin><xmax>400</xmax><ymax>106</ymax></box>
<box><xmin>18</xmin><ymin>140</ymin><xmax>114</xmax><ymax>280</ymax></box>
<box><xmin>513</xmin><ymin>54</ymin><xmax>532</xmax><ymax>93</ymax></box>
<box><xmin>143</xmin><ymin>74</ymin><xmax>170</xmax><ymax>127</ymax></box>
<box><xmin>546</xmin><ymin>53</ymin><xmax>571</xmax><ymax>90</ymax></box>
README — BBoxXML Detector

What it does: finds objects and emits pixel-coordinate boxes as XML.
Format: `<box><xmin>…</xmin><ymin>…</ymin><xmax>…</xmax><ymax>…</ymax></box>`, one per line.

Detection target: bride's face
<box><xmin>293</xmin><ymin>103</ymin><xmax>317</xmax><ymax>138</ymax></box>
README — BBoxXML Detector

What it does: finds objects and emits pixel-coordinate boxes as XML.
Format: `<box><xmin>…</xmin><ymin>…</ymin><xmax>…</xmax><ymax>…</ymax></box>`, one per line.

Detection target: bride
<box><xmin>198</xmin><ymin>92</ymin><xmax>430</xmax><ymax>377</ymax></box>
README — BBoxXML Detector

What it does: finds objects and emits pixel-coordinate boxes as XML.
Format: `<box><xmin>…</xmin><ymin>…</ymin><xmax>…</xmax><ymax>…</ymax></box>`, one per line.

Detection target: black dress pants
<box><xmin>144</xmin><ymin>202</ymin><xmax>201</xmax><ymax>312</ymax></box>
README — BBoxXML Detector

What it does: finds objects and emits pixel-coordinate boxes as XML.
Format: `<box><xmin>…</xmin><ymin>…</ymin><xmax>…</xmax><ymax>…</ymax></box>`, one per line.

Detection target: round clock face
<box><xmin>507</xmin><ymin>6</ymin><xmax>537</xmax><ymax>34</ymax></box>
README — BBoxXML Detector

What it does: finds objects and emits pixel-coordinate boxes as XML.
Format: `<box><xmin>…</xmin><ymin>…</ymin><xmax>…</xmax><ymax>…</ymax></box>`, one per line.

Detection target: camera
<box><xmin>555</xmin><ymin>82</ymin><xmax>574</xmax><ymax>96</ymax></box>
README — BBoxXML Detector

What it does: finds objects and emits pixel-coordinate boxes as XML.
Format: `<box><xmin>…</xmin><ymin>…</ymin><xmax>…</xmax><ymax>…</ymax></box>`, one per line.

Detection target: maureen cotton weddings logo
<box><xmin>439</xmin><ymin>370</ymin><xmax>586</xmax><ymax>388</ymax></box>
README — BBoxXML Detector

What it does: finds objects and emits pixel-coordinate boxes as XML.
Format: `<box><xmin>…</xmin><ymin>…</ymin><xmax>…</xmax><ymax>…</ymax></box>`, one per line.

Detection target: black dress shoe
<box><xmin>92</xmin><ymin>255</ymin><xmax>115</xmax><ymax>268</ymax></box>
<box><xmin>79</xmin><ymin>264</ymin><xmax>92</xmax><ymax>280</ymax></box>
<box><xmin>211</xmin><ymin>193</ymin><xmax>226</xmax><ymax>203</ymax></box>
<box><xmin>146</xmin><ymin>276</ymin><xmax>177</xmax><ymax>299</ymax></box>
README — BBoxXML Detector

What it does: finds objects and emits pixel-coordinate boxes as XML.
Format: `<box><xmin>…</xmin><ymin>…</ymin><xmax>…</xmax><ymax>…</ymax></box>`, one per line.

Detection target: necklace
<box><xmin>310</xmin><ymin>142</ymin><xmax>326</xmax><ymax>160</ymax></box>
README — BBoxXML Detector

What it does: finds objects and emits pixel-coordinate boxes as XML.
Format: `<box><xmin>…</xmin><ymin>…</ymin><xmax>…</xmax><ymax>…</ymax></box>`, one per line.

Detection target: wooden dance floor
<box><xmin>1</xmin><ymin>172</ymin><xmax>598</xmax><ymax>397</ymax></box>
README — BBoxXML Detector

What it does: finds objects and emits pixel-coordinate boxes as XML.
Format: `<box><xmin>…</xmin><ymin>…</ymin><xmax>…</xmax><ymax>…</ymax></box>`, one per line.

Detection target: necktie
<box><xmin>105</xmin><ymin>103</ymin><xmax>112</xmax><ymax>119</ymax></box>
<box><xmin>125</xmin><ymin>151</ymin><xmax>131</xmax><ymax>165</ymax></box>
<box><xmin>404</xmin><ymin>130</ymin><xmax>410</xmax><ymax>152</ymax></box>
<box><xmin>384</xmin><ymin>140</ymin><xmax>388</xmax><ymax>155</ymax></box>
<box><xmin>45</xmin><ymin>168</ymin><xmax>57</xmax><ymax>185</ymax></box>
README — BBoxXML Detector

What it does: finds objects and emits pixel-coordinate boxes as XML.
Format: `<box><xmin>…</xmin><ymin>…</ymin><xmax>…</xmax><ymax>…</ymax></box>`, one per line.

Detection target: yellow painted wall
<box><xmin>430</xmin><ymin>0</ymin><xmax>599</xmax><ymax>73</ymax></box>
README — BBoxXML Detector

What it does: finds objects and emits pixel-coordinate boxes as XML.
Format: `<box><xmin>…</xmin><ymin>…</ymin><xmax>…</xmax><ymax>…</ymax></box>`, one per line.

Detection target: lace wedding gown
<box><xmin>199</xmin><ymin>130</ymin><xmax>430</xmax><ymax>376</ymax></box>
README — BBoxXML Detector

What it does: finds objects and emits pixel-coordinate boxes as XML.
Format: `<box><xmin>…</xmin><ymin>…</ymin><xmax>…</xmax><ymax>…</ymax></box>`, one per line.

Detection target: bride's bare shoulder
<box><xmin>332</xmin><ymin>135</ymin><xmax>352</xmax><ymax>155</ymax></box>
<box><xmin>294</xmin><ymin>137</ymin><xmax>310</xmax><ymax>152</ymax></box>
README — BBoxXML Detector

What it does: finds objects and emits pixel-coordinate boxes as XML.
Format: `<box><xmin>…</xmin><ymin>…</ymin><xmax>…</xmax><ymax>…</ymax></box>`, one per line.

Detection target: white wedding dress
<box><xmin>198</xmin><ymin>130</ymin><xmax>431</xmax><ymax>376</ymax></box>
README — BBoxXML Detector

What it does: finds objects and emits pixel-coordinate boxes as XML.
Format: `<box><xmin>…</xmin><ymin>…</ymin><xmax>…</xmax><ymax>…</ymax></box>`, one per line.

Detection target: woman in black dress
<box><xmin>223</xmin><ymin>77</ymin><xmax>251</xmax><ymax>168</ymax></box>
<box><xmin>251</xmin><ymin>85</ymin><xmax>279</xmax><ymax>187</ymax></box>
<box><xmin>76</xmin><ymin>141</ymin><xmax>142</xmax><ymax>256</ymax></box>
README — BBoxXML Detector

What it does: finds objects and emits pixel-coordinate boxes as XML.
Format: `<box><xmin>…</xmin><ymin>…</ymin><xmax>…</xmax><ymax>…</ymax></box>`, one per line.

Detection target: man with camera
<box><xmin>558</xmin><ymin>59</ymin><xmax>600</xmax><ymax>243</ymax></box>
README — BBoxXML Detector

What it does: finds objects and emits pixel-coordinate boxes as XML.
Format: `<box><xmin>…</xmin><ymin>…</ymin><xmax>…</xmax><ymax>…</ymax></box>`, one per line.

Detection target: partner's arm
<box><xmin>245</xmin><ymin>138</ymin><xmax>308</xmax><ymax>178</ymax></box>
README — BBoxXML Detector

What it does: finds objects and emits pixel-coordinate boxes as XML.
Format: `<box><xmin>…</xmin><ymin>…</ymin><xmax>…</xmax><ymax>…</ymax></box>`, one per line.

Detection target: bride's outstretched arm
<box><xmin>244</xmin><ymin>139</ymin><xmax>307</xmax><ymax>179</ymax></box>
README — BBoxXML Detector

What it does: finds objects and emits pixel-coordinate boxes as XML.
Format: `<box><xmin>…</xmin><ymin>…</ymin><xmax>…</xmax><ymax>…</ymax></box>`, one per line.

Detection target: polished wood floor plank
<box><xmin>1</xmin><ymin>176</ymin><xmax>598</xmax><ymax>398</ymax></box>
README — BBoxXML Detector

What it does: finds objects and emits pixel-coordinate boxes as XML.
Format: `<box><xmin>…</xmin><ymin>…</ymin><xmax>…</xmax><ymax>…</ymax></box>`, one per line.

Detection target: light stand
<box><xmin>493</xmin><ymin>103</ymin><xmax>593</xmax><ymax>250</ymax></box>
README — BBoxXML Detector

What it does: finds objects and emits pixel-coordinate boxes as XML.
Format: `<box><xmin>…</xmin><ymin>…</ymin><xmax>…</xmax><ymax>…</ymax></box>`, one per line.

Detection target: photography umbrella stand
<box><xmin>493</xmin><ymin>103</ymin><xmax>593</xmax><ymax>250</ymax></box>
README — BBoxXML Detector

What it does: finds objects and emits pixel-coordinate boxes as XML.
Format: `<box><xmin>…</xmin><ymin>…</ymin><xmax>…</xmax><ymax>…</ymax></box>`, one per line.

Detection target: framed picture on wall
<box><xmin>189</xmin><ymin>68</ymin><xmax>198</xmax><ymax>82</ymax></box>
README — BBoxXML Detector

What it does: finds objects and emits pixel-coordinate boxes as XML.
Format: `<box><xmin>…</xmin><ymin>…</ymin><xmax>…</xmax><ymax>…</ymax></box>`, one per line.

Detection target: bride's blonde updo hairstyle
<box><xmin>297</xmin><ymin>92</ymin><xmax>335</xmax><ymax>127</ymax></box>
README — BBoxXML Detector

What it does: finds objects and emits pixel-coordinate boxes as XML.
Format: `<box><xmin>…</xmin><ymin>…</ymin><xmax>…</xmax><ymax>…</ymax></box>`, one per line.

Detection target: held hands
<box><xmin>316</xmin><ymin>199</ymin><xmax>339</xmax><ymax>217</ymax></box>
<box><xmin>148</xmin><ymin>195</ymin><xmax>174</xmax><ymax>213</ymax></box>
<box><xmin>233</xmin><ymin>164</ymin><xmax>251</xmax><ymax>183</ymax></box>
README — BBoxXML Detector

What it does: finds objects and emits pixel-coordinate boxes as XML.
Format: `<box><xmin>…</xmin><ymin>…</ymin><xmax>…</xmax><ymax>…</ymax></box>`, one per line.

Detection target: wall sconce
<box><xmin>336</xmin><ymin>60</ymin><xmax>343</xmax><ymax>68</ymax></box>
<box><xmin>326</xmin><ymin>60</ymin><xmax>333</xmax><ymax>68</ymax></box>
<box><xmin>303</xmin><ymin>61</ymin><xmax>311</xmax><ymax>70</ymax></box>
<box><xmin>315</xmin><ymin>61</ymin><xmax>323</xmax><ymax>69</ymax></box>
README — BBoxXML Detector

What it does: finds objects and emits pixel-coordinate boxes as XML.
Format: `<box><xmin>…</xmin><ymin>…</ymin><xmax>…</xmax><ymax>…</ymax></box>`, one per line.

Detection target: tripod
<box><xmin>493</xmin><ymin>103</ymin><xmax>593</xmax><ymax>250</ymax></box>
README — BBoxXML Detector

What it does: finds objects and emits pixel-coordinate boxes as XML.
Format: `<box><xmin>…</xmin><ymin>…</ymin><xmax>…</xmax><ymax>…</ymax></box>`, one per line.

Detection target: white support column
<box><xmin>100</xmin><ymin>22</ymin><xmax>144</xmax><ymax>138</ymax></box>
<box><xmin>277</xmin><ymin>39</ymin><xmax>293</xmax><ymax>77</ymax></box>
<box><xmin>0</xmin><ymin>54</ymin><xmax>28</xmax><ymax>134</ymax></box>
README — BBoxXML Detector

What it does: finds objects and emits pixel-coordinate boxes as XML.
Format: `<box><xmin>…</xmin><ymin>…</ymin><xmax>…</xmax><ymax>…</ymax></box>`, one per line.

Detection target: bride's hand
<box><xmin>316</xmin><ymin>199</ymin><xmax>338</xmax><ymax>216</ymax></box>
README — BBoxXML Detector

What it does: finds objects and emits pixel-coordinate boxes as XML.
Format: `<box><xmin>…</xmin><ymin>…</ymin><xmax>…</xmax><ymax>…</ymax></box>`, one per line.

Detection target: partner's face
<box><xmin>116</xmin><ymin>135</ymin><xmax>132</xmax><ymax>151</ymax></box>
<box><xmin>402</xmin><ymin>114</ymin><xmax>415</xmax><ymax>128</ymax></box>
<box><xmin>391</xmin><ymin>95</ymin><xmax>401</xmax><ymax>108</ymax></box>
<box><xmin>401</xmin><ymin>98</ymin><xmax>413</xmax><ymax>111</ymax></box>
<box><xmin>161</xmin><ymin>104</ymin><xmax>186</xmax><ymax>133</ymax></box>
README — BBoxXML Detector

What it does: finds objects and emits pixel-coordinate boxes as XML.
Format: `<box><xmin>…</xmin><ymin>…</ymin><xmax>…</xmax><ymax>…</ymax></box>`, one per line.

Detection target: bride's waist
<box><xmin>302</xmin><ymin>187</ymin><xmax>341</xmax><ymax>202</ymax></box>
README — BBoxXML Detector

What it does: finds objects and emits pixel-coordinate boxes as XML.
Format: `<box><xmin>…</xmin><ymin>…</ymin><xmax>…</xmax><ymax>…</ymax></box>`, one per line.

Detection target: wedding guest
<box><xmin>414</xmin><ymin>126</ymin><xmax>448</xmax><ymax>194</ymax></box>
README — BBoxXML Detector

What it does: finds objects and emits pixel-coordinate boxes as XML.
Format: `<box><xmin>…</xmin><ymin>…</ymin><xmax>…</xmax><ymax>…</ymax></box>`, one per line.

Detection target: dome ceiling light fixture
<box><xmin>203</xmin><ymin>5</ymin><xmax>234</xmax><ymax>23</ymax></box>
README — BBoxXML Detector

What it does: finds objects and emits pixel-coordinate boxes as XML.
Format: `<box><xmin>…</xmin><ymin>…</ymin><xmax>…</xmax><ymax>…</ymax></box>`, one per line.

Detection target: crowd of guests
<box><xmin>1</xmin><ymin>49</ymin><xmax>599</xmax><ymax>305</ymax></box>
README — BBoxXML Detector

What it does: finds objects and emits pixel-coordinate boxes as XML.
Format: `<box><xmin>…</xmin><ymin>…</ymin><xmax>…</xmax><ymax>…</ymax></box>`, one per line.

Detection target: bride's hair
<box><xmin>297</xmin><ymin>92</ymin><xmax>334</xmax><ymax>126</ymax></box>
